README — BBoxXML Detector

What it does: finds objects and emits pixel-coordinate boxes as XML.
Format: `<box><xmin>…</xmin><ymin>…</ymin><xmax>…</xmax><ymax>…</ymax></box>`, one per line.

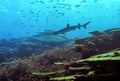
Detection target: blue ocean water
<box><xmin>0</xmin><ymin>0</ymin><xmax>120</xmax><ymax>39</ymax></box>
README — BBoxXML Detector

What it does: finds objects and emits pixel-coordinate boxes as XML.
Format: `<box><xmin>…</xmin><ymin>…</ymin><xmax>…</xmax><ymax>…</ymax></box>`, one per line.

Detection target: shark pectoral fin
<box><xmin>66</xmin><ymin>23</ymin><xmax>70</xmax><ymax>27</ymax></box>
<box><xmin>81</xmin><ymin>25</ymin><xmax>87</xmax><ymax>29</ymax></box>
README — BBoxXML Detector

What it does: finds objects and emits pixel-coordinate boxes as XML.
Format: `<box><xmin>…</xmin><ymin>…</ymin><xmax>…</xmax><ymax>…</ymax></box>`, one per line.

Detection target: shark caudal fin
<box><xmin>82</xmin><ymin>21</ymin><xmax>91</xmax><ymax>29</ymax></box>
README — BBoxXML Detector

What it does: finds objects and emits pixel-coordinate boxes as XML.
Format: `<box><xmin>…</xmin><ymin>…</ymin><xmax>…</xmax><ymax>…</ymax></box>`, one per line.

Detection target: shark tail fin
<box><xmin>82</xmin><ymin>21</ymin><xmax>91</xmax><ymax>29</ymax></box>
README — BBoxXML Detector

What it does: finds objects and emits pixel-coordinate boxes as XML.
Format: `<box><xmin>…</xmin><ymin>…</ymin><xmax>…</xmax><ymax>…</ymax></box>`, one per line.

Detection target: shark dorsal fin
<box><xmin>66</xmin><ymin>23</ymin><xmax>70</xmax><ymax>27</ymax></box>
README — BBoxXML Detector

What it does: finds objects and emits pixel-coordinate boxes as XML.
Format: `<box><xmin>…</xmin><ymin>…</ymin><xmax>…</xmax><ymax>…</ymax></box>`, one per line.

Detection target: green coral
<box><xmin>87</xmin><ymin>50</ymin><xmax>120</xmax><ymax>60</ymax></box>
<box><xmin>50</xmin><ymin>75</ymin><xmax>75</xmax><ymax>81</ymax></box>
<box><xmin>32</xmin><ymin>70</ymin><xmax>66</xmax><ymax>76</ymax></box>
<box><xmin>0</xmin><ymin>60</ymin><xmax>17</xmax><ymax>65</ymax></box>
<box><xmin>54</xmin><ymin>62</ymin><xmax>65</xmax><ymax>65</ymax></box>
<box><xmin>77</xmin><ymin>50</ymin><xmax>120</xmax><ymax>62</ymax></box>
<box><xmin>32</xmin><ymin>72</ymin><xmax>56</xmax><ymax>76</ymax></box>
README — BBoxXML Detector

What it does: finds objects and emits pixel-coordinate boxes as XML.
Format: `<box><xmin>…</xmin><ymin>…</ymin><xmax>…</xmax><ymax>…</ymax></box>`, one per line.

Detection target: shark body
<box><xmin>52</xmin><ymin>21</ymin><xmax>91</xmax><ymax>35</ymax></box>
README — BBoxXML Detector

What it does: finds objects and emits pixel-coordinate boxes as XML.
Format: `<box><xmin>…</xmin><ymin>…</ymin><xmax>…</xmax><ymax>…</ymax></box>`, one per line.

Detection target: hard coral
<box><xmin>0</xmin><ymin>46</ymin><xmax>82</xmax><ymax>81</ymax></box>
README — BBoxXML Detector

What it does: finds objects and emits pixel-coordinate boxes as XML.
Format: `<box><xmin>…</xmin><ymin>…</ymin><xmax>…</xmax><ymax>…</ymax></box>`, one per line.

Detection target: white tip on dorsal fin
<box><xmin>66</xmin><ymin>23</ymin><xmax>70</xmax><ymax>27</ymax></box>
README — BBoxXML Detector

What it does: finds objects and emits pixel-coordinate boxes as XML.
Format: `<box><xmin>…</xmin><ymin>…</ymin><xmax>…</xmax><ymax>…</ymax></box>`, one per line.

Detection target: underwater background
<box><xmin>0</xmin><ymin>0</ymin><xmax>120</xmax><ymax>81</ymax></box>
<box><xmin>0</xmin><ymin>0</ymin><xmax>120</xmax><ymax>39</ymax></box>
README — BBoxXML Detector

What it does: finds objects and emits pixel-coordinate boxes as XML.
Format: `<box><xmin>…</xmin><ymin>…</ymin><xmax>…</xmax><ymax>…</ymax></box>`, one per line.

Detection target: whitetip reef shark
<box><xmin>52</xmin><ymin>21</ymin><xmax>91</xmax><ymax>35</ymax></box>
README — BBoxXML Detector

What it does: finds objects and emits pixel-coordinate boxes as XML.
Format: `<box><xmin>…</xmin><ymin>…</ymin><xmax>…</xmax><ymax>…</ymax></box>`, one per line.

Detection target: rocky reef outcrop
<box><xmin>74</xmin><ymin>28</ymin><xmax>120</xmax><ymax>58</ymax></box>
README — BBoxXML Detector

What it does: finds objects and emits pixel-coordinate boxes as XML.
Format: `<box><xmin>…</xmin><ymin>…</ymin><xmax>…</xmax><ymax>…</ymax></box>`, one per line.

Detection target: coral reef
<box><xmin>51</xmin><ymin>50</ymin><xmax>120</xmax><ymax>81</ymax></box>
<box><xmin>0</xmin><ymin>46</ymin><xmax>82</xmax><ymax>81</ymax></box>
<box><xmin>0</xmin><ymin>28</ymin><xmax>120</xmax><ymax>81</ymax></box>
<box><xmin>74</xmin><ymin>28</ymin><xmax>120</xmax><ymax>58</ymax></box>
<box><xmin>50</xmin><ymin>75</ymin><xmax>75</xmax><ymax>81</ymax></box>
<box><xmin>0</xmin><ymin>32</ymin><xmax>71</xmax><ymax>63</ymax></box>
